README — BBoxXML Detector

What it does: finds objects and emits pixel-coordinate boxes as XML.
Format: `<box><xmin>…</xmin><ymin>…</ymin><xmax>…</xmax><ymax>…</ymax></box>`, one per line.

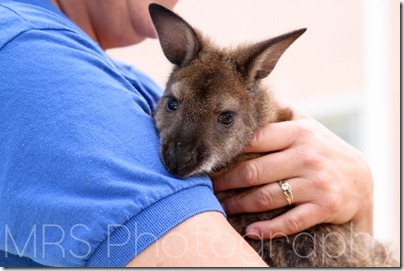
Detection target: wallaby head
<box><xmin>149</xmin><ymin>3</ymin><xmax>306</xmax><ymax>178</ymax></box>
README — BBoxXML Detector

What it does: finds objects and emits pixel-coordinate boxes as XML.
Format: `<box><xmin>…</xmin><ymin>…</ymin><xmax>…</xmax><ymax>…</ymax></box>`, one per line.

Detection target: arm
<box><xmin>212</xmin><ymin>107</ymin><xmax>374</xmax><ymax>238</ymax></box>
<box><xmin>127</xmin><ymin>212</ymin><xmax>267</xmax><ymax>267</ymax></box>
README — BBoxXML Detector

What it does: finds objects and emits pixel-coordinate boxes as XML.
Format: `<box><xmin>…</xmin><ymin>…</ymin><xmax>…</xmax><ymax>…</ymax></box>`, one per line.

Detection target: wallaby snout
<box><xmin>163</xmin><ymin>143</ymin><xmax>195</xmax><ymax>177</ymax></box>
<box><xmin>161</xmin><ymin>132</ymin><xmax>212</xmax><ymax>177</ymax></box>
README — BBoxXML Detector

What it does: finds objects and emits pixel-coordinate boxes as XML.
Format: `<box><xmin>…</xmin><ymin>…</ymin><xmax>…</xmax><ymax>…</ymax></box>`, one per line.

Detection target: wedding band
<box><xmin>278</xmin><ymin>180</ymin><xmax>294</xmax><ymax>206</ymax></box>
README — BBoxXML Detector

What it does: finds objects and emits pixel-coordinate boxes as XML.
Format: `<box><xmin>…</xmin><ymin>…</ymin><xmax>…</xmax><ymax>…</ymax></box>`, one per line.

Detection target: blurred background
<box><xmin>107</xmin><ymin>0</ymin><xmax>400</xmax><ymax>258</ymax></box>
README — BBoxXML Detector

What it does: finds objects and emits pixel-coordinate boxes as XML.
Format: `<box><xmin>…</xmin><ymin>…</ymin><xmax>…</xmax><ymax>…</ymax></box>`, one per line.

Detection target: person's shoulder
<box><xmin>0</xmin><ymin>0</ymin><xmax>88</xmax><ymax>49</ymax></box>
<box><xmin>113</xmin><ymin>61</ymin><xmax>164</xmax><ymax>109</ymax></box>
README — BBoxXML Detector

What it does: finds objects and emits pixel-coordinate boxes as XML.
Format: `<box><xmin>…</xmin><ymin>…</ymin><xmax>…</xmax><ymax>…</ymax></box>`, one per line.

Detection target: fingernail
<box><xmin>246</xmin><ymin>228</ymin><xmax>261</xmax><ymax>239</ymax></box>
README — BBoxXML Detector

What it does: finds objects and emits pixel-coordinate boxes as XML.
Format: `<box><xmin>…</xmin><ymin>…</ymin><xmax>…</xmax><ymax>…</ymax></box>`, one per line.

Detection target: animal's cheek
<box><xmin>153</xmin><ymin>115</ymin><xmax>175</xmax><ymax>135</ymax></box>
<box><xmin>220</xmin><ymin>129</ymin><xmax>252</xmax><ymax>154</ymax></box>
<box><xmin>152</xmin><ymin>114</ymin><xmax>163</xmax><ymax>131</ymax></box>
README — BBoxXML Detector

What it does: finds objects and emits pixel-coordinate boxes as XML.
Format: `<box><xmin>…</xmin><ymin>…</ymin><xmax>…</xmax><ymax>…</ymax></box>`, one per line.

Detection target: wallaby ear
<box><xmin>238</xmin><ymin>28</ymin><xmax>307</xmax><ymax>80</ymax></box>
<box><xmin>149</xmin><ymin>4</ymin><xmax>200</xmax><ymax>66</ymax></box>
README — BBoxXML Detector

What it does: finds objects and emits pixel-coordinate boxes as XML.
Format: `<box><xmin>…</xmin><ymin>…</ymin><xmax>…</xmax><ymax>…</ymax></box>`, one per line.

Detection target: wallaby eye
<box><xmin>167</xmin><ymin>98</ymin><xmax>178</xmax><ymax>111</ymax></box>
<box><xmin>218</xmin><ymin>111</ymin><xmax>235</xmax><ymax>126</ymax></box>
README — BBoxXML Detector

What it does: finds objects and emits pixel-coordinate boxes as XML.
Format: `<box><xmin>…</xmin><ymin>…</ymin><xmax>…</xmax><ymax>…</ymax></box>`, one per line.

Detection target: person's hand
<box><xmin>211</xmin><ymin>107</ymin><xmax>374</xmax><ymax>239</ymax></box>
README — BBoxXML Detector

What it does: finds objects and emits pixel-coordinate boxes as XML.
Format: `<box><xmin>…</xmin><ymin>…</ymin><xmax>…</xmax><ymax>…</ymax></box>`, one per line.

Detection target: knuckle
<box><xmin>295</xmin><ymin>119</ymin><xmax>313</xmax><ymax>138</ymax></box>
<box><xmin>285</xmin><ymin>216</ymin><xmax>303</xmax><ymax>234</ymax></box>
<box><xmin>255</xmin><ymin>187</ymin><xmax>274</xmax><ymax>210</ymax></box>
<box><xmin>240</xmin><ymin>161</ymin><xmax>260</xmax><ymax>186</ymax></box>
<box><xmin>302</xmin><ymin>150</ymin><xmax>323</xmax><ymax>169</ymax></box>
<box><xmin>310</xmin><ymin>171</ymin><xmax>328</xmax><ymax>190</ymax></box>
<box><xmin>324</xmin><ymin>193</ymin><xmax>341</xmax><ymax>214</ymax></box>
<box><xmin>309</xmin><ymin>172</ymin><xmax>342</xmax><ymax>217</ymax></box>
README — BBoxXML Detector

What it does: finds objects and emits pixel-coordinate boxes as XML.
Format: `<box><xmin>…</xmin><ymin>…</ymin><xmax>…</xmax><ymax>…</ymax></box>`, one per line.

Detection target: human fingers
<box><xmin>242</xmin><ymin>106</ymin><xmax>311</xmax><ymax>154</ymax></box>
<box><xmin>242</xmin><ymin>121</ymin><xmax>298</xmax><ymax>153</ymax></box>
<box><xmin>245</xmin><ymin>203</ymin><xmax>325</xmax><ymax>239</ymax></box>
<box><xmin>220</xmin><ymin>178</ymin><xmax>309</xmax><ymax>215</ymax></box>
<box><xmin>212</xmin><ymin>150</ymin><xmax>301</xmax><ymax>193</ymax></box>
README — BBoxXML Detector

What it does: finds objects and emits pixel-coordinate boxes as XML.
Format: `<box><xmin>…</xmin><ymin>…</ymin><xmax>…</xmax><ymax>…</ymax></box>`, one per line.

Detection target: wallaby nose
<box><xmin>166</xmin><ymin>145</ymin><xmax>194</xmax><ymax>176</ymax></box>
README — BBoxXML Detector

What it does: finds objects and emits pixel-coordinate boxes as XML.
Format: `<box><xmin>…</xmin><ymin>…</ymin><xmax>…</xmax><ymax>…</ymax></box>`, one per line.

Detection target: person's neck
<box><xmin>50</xmin><ymin>0</ymin><xmax>99</xmax><ymax>46</ymax></box>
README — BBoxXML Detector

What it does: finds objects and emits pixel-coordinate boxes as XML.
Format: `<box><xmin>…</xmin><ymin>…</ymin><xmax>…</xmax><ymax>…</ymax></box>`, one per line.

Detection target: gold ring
<box><xmin>278</xmin><ymin>180</ymin><xmax>294</xmax><ymax>206</ymax></box>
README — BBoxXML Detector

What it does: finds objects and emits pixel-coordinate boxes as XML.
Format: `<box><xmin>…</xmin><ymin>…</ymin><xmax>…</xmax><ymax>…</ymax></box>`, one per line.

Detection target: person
<box><xmin>0</xmin><ymin>0</ymin><xmax>373</xmax><ymax>267</ymax></box>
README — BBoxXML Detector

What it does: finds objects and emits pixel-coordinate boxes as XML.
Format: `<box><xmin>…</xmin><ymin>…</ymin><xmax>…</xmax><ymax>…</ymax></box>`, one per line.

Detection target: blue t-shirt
<box><xmin>0</xmin><ymin>0</ymin><xmax>223</xmax><ymax>267</ymax></box>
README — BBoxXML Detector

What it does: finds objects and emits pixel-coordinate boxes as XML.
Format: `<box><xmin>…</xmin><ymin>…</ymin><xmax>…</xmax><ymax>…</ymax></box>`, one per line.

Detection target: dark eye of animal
<box><xmin>167</xmin><ymin>98</ymin><xmax>178</xmax><ymax>111</ymax></box>
<box><xmin>218</xmin><ymin>111</ymin><xmax>235</xmax><ymax>126</ymax></box>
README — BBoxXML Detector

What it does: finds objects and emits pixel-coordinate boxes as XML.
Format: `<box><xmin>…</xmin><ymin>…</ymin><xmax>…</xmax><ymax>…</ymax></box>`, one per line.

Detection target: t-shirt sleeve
<box><xmin>0</xmin><ymin>26</ymin><xmax>224</xmax><ymax>267</ymax></box>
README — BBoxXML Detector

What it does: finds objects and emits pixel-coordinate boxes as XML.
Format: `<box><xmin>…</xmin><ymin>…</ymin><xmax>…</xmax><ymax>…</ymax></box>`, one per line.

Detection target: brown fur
<box><xmin>149</xmin><ymin>3</ymin><xmax>398</xmax><ymax>267</ymax></box>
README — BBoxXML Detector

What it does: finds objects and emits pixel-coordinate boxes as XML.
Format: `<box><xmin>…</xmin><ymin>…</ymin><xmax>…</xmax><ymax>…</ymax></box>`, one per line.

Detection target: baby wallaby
<box><xmin>149</xmin><ymin>3</ymin><xmax>396</xmax><ymax>267</ymax></box>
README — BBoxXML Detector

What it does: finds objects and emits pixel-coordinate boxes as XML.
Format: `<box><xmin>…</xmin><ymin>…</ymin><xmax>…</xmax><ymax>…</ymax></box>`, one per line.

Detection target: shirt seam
<box><xmin>85</xmin><ymin>183</ymin><xmax>223</xmax><ymax>266</ymax></box>
<box><xmin>0</xmin><ymin>3</ymin><xmax>35</xmax><ymax>27</ymax></box>
<box><xmin>0</xmin><ymin>3</ymin><xmax>93</xmax><ymax>51</ymax></box>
